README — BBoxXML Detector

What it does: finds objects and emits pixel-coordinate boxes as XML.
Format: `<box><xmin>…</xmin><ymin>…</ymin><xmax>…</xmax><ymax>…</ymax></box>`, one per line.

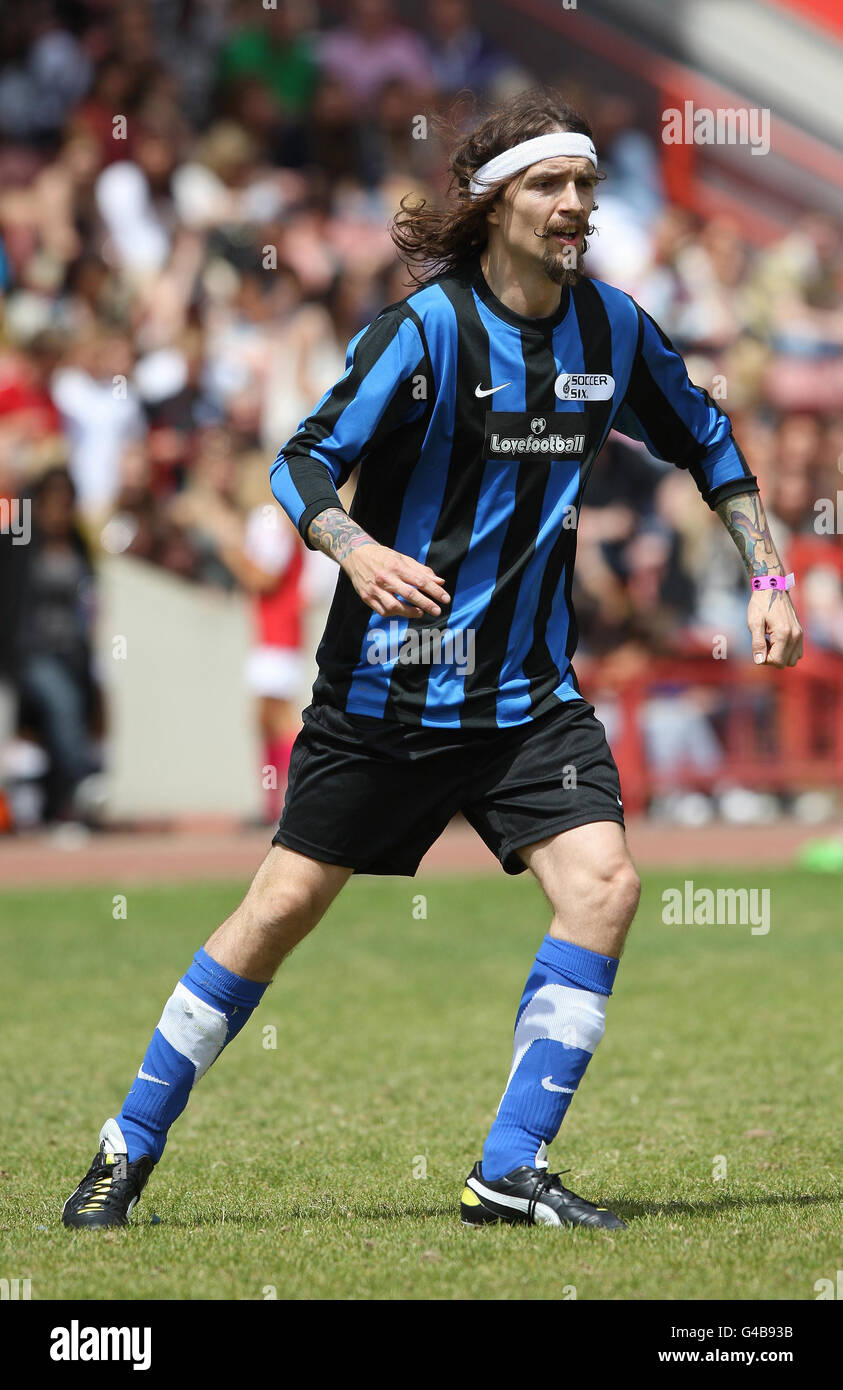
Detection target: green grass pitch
<box><xmin>1</xmin><ymin>868</ymin><xmax>840</xmax><ymax>1300</ymax></box>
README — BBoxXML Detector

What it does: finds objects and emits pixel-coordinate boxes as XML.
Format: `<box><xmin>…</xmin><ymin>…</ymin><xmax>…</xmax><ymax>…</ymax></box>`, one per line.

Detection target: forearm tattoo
<box><xmin>716</xmin><ymin>492</ymin><xmax>783</xmax><ymax>578</ymax></box>
<box><xmin>307</xmin><ymin>507</ymin><xmax>375</xmax><ymax>563</ymax></box>
<box><xmin>716</xmin><ymin>491</ymin><xmax>788</xmax><ymax>614</ymax></box>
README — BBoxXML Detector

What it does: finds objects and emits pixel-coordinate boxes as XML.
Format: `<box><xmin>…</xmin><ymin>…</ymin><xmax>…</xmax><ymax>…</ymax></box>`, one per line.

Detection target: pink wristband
<box><xmin>751</xmin><ymin>573</ymin><xmax>795</xmax><ymax>591</ymax></box>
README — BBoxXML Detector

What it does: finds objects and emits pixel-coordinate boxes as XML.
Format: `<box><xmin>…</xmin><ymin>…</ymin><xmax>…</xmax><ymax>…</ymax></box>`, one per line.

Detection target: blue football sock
<box><xmin>481</xmin><ymin>935</ymin><xmax>618</xmax><ymax>1181</ymax></box>
<box><xmin>115</xmin><ymin>947</ymin><xmax>269</xmax><ymax>1163</ymax></box>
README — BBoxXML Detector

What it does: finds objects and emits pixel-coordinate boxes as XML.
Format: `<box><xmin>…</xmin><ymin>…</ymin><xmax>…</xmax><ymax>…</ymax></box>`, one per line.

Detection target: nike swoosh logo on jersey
<box><xmin>138</xmin><ymin>1066</ymin><xmax>170</xmax><ymax>1087</ymax></box>
<box><xmin>475</xmin><ymin>382</ymin><xmax>511</xmax><ymax>397</ymax></box>
<box><xmin>541</xmin><ymin>1076</ymin><xmax>575</xmax><ymax>1094</ymax></box>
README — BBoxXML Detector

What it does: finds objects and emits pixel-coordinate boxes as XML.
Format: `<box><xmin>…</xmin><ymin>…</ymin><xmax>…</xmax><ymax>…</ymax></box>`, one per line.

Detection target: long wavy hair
<box><xmin>391</xmin><ymin>87</ymin><xmax>605</xmax><ymax>287</ymax></box>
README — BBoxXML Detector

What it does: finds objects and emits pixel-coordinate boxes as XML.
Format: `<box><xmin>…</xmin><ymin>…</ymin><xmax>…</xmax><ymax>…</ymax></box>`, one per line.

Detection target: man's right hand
<box><xmin>343</xmin><ymin>542</ymin><xmax>450</xmax><ymax>619</ymax></box>
<box><xmin>307</xmin><ymin>507</ymin><xmax>450</xmax><ymax>619</ymax></box>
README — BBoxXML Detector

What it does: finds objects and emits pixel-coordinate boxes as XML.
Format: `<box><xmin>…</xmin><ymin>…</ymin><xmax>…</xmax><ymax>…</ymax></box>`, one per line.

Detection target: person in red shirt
<box><xmin>224</xmin><ymin>502</ymin><xmax>305</xmax><ymax>821</ymax></box>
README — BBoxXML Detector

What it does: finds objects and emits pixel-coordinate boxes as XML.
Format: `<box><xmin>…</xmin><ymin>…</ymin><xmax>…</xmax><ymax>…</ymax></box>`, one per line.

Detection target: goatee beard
<box><xmin>541</xmin><ymin>244</ymin><xmax>585</xmax><ymax>286</ymax></box>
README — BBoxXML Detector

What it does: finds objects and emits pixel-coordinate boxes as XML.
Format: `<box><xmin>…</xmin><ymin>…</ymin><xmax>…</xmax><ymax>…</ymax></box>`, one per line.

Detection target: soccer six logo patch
<box><xmin>554</xmin><ymin>373</ymin><xmax>615</xmax><ymax>401</ymax></box>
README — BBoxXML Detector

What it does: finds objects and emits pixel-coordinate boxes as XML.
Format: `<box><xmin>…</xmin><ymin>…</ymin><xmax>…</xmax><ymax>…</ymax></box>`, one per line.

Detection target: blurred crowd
<box><xmin>0</xmin><ymin>0</ymin><xmax>841</xmax><ymax>828</ymax></box>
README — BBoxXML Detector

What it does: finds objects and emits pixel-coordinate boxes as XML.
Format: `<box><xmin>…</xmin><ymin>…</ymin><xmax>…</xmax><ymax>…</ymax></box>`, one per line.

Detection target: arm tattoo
<box><xmin>307</xmin><ymin>507</ymin><xmax>376</xmax><ymax>564</ymax></box>
<box><xmin>716</xmin><ymin>491</ymin><xmax>788</xmax><ymax>613</ymax></box>
<box><xmin>716</xmin><ymin>492</ymin><xmax>783</xmax><ymax>578</ymax></box>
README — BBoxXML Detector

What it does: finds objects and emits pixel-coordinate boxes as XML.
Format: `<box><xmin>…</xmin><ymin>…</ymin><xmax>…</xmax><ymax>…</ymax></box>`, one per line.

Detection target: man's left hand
<box><xmin>748</xmin><ymin>590</ymin><xmax>803</xmax><ymax>668</ymax></box>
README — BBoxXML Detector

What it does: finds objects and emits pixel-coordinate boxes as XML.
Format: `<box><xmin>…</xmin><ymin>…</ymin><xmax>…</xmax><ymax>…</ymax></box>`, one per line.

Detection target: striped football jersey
<box><xmin>270</xmin><ymin>259</ymin><xmax>757</xmax><ymax>729</ymax></box>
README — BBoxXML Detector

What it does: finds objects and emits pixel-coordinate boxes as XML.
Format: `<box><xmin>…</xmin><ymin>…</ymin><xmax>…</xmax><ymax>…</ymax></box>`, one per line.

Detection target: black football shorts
<box><xmin>272</xmin><ymin>697</ymin><xmax>625</xmax><ymax>876</ymax></box>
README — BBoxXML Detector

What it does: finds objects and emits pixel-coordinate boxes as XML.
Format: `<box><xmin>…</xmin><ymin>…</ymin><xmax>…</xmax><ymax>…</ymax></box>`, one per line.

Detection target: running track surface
<box><xmin>0</xmin><ymin>817</ymin><xmax>839</xmax><ymax>886</ymax></box>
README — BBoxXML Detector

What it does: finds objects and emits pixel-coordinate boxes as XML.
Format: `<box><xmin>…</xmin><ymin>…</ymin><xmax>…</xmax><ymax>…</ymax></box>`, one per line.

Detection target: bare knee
<box><xmin>609</xmin><ymin>860</ymin><xmax>641</xmax><ymax>932</ymax></box>
<box><xmin>568</xmin><ymin>856</ymin><xmax>640</xmax><ymax>919</ymax></box>
<box><xmin>206</xmin><ymin>848</ymin><xmax>352</xmax><ymax>979</ymax></box>
<box><xmin>243</xmin><ymin>849</ymin><xmax>349</xmax><ymax>935</ymax></box>
<box><xmin>549</xmin><ymin>857</ymin><xmax>640</xmax><ymax>948</ymax></box>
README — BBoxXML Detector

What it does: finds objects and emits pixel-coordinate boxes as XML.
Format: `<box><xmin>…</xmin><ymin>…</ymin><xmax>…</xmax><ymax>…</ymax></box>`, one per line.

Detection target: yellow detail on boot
<box><xmin>461</xmin><ymin>1186</ymin><xmax>481</xmax><ymax>1206</ymax></box>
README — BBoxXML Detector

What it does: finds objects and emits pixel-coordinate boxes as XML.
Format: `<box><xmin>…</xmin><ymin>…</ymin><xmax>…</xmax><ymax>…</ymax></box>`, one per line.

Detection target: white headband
<box><xmin>469</xmin><ymin>132</ymin><xmax>598</xmax><ymax>199</ymax></box>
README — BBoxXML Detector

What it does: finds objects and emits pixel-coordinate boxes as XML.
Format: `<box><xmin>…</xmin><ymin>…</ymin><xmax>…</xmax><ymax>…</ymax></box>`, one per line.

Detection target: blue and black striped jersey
<box><xmin>270</xmin><ymin>259</ymin><xmax>757</xmax><ymax>729</ymax></box>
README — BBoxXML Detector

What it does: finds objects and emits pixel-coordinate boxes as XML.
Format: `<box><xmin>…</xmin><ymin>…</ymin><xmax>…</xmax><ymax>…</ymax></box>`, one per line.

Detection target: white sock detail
<box><xmin>99</xmin><ymin>1117</ymin><xmax>128</xmax><ymax>1157</ymax></box>
<box><xmin>508</xmin><ymin>984</ymin><xmax>606</xmax><ymax>1081</ymax></box>
<box><xmin>495</xmin><ymin>984</ymin><xmax>607</xmax><ymax>1113</ymax></box>
<box><xmin>157</xmin><ymin>982</ymin><xmax>228</xmax><ymax>1081</ymax></box>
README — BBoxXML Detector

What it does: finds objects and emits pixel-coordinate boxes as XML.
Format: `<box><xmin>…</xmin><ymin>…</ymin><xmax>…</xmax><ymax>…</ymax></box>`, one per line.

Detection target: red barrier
<box><xmin>579</xmin><ymin>647</ymin><xmax>843</xmax><ymax>815</ymax></box>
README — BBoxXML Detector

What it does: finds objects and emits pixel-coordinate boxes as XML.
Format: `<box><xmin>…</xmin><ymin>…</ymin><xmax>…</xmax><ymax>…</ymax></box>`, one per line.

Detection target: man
<box><xmin>63</xmin><ymin>89</ymin><xmax>802</xmax><ymax>1231</ymax></box>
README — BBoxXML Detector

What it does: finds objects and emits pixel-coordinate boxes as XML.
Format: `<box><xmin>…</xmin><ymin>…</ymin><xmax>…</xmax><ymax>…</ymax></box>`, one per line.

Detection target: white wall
<box><xmin>96</xmin><ymin>557</ymin><xmax>261</xmax><ymax>819</ymax></box>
